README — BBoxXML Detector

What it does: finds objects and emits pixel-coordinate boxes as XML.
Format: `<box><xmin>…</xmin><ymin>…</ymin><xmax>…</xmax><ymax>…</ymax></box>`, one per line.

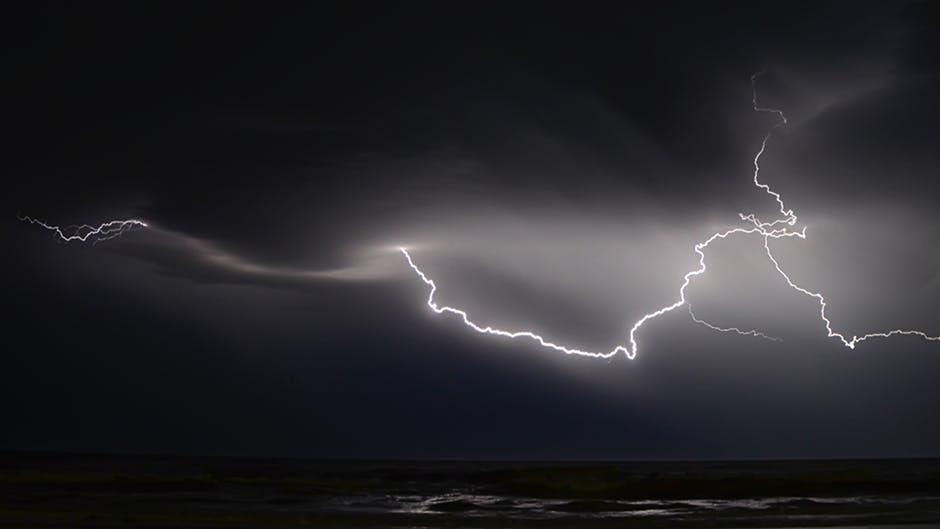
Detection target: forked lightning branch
<box><xmin>399</xmin><ymin>72</ymin><xmax>939</xmax><ymax>357</ymax></box>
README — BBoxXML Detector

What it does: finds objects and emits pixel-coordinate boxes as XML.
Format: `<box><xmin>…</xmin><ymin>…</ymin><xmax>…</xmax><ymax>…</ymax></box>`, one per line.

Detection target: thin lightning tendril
<box><xmin>400</xmin><ymin>71</ymin><xmax>939</xmax><ymax>358</ymax></box>
<box><xmin>687</xmin><ymin>305</ymin><xmax>782</xmax><ymax>343</ymax></box>
<box><xmin>18</xmin><ymin>214</ymin><xmax>147</xmax><ymax>244</ymax></box>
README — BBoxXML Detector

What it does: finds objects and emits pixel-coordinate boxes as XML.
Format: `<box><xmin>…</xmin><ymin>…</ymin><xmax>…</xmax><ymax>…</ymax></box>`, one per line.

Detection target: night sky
<box><xmin>6</xmin><ymin>2</ymin><xmax>940</xmax><ymax>460</ymax></box>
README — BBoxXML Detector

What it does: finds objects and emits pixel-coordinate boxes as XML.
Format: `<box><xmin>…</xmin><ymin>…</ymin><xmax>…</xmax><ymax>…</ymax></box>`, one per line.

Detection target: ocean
<box><xmin>2</xmin><ymin>453</ymin><xmax>939</xmax><ymax>527</ymax></box>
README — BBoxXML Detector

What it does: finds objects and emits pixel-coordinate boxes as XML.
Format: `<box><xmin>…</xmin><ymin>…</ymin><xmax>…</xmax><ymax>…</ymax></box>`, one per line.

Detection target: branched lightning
<box><xmin>18</xmin><ymin>72</ymin><xmax>939</xmax><ymax>357</ymax></box>
<box><xmin>401</xmin><ymin>71</ymin><xmax>939</xmax><ymax>358</ymax></box>
<box><xmin>763</xmin><ymin>236</ymin><xmax>939</xmax><ymax>348</ymax></box>
<box><xmin>19</xmin><ymin>214</ymin><xmax>147</xmax><ymax>244</ymax></box>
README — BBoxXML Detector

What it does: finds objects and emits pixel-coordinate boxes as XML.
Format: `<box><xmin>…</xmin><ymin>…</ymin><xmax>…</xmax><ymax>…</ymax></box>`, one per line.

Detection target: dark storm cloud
<box><xmin>5</xmin><ymin>1</ymin><xmax>940</xmax><ymax>459</ymax></box>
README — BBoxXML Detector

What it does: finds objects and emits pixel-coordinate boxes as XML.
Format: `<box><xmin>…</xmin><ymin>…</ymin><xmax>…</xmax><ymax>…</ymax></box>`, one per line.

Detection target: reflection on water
<box><xmin>2</xmin><ymin>454</ymin><xmax>940</xmax><ymax>527</ymax></box>
<box><xmin>325</xmin><ymin>491</ymin><xmax>940</xmax><ymax>520</ymax></box>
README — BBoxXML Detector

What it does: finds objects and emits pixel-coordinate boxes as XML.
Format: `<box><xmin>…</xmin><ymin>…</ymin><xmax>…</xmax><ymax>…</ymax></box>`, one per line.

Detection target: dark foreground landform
<box><xmin>1</xmin><ymin>453</ymin><xmax>939</xmax><ymax>528</ymax></box>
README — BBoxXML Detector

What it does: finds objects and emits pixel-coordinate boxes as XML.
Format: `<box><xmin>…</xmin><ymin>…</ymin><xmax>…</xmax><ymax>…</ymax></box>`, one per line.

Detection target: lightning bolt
<box><xmin>401</xmin><ymin>247</ymin><xmax>621</xmax><ymax>359</ymax></box>
<box><xmin>401</xmin><ymin>71</ymin><xmax>939</xmax><ymax>358</ymax></box>
<box><xmin>763</xmin><ymin>237</ymin><xmax>939</xmax><ymax>348</ymax></box>
<box><xmin>18</xmin><ymin>214</ymin><xmax>147</xmax><ymax>243</ymax></box>
<box><xmin>19</xmin><ymin>72</ymin><xmax>939</xmax><ymax>356</ymax></box>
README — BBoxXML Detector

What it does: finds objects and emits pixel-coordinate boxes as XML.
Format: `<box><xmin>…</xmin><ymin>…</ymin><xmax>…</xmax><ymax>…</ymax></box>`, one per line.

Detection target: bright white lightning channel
<box><xmin>400</xmin><ymin>71</ymin><xmax>939</xmax><ymax>358</ymax></box>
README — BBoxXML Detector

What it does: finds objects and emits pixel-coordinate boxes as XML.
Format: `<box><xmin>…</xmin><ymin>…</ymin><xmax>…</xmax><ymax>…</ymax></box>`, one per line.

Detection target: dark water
<box><xmin>2</xmin><ymin>453</ymin><xmax>939</xmax><ymax>527</ymax></box>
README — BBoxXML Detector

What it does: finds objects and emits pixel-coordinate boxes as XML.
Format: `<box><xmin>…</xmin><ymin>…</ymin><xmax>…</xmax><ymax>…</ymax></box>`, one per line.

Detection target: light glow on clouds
<box><xmin>20</xmin><ymin>73</ymin><xmax>940</xmax><ymax>359</ymax></box>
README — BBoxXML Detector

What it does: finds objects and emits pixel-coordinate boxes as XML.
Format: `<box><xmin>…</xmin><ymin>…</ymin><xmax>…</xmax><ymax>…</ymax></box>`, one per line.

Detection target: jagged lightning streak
<box><xmin>741</xmin><ymin>71</ymin><xmax>938</xmax><ymax>349</ymax></box>
<box><xmin>401</xmin><ymin>247</ymin><xmax>622</xmax><ymax>358</ymax></box>
<box><xmin>401</xmin><ymin>71</ymin><xmax>939</xmax><ymax>358</ymax></box>
<box><xmin>687</xmin><ymin>305</ymin><xmax>782</xmax><ymax>343</ymax></box>
<box><xmin>764</xmin><ymin>237</ymin><xmax>939</xmax><ymax>348</ymax></box>
<box><xmin>401</xmin><ymin>226</ymin><xmax>803</xmax><ymax>359</ymax></box>
<box><xmin>740</xmin><ymin>71</ymin><xmax>797</xmax><ymax>232</ymax></box>
<box><xmin>18</xmin><ymin>214</ymin><xmax>147</xmax><ymax>243</ymax></box>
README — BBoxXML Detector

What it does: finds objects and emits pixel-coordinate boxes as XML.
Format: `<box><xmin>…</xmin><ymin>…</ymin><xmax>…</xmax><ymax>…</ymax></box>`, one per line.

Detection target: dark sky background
<box><xmin>5</xmin><ymin>2</ymin><xmax>940</xmax><ymax>460</ymax></box>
